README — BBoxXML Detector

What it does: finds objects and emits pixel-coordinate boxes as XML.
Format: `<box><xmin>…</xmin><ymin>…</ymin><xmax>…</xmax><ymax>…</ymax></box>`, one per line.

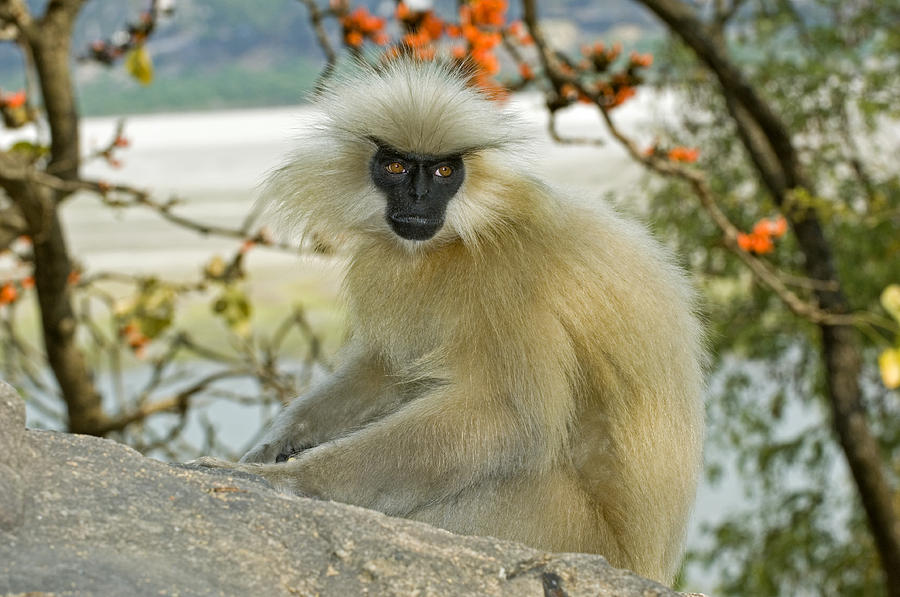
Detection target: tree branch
<box><xmin>96</xmin><ymin>370</ymin><xmax>253</xmax><ymax>435</ymax></box>
<box><xmin>296</xmin><ymin>0</ymin><xmax>339</xmax><ymax>92</ymax></box>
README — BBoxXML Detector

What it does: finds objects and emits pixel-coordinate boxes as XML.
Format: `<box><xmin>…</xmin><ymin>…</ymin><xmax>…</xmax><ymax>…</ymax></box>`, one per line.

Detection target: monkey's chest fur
<box><xmin>345</xmin><ymin>237</ymin><xmax>545</xmax><ymax>368</ymax></box>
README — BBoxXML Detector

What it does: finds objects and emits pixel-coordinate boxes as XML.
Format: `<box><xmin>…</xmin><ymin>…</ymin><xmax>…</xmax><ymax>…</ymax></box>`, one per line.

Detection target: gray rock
<box><xmin>0</xmin><ymin>381</ymin><xmax>680</xmax><ymax>597</ymax></box>
<box><xmin>0</xmin><ymin>379</ymin><xmax>32</xmax><ymax>470</ymax></box>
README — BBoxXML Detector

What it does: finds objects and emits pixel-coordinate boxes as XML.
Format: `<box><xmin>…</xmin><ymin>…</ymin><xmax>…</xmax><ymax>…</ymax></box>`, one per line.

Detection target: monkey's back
<box><xmin>541</xmin><ymin>189</ymin><xmax>705</xmax><ymax>580</ymax></box>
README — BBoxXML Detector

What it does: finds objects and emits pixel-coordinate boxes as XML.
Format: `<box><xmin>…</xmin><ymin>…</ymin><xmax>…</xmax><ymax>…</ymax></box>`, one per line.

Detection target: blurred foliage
<box><xmin>643</xmin><ymin>1</ymin><xmax>900</xmax><ymax>594</ymax></box>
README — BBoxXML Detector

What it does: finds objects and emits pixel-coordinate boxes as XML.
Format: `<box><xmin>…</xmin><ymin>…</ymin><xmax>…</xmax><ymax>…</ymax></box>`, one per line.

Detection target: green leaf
<box><xmin>9</xmin><ymin>141</ymin><xmax>49</xmax><ymax>162</ymax></box>
<box><xmin>125</xmin><ymin>46</ymin><xmax>154</xmax><ymax>85</ymax></box>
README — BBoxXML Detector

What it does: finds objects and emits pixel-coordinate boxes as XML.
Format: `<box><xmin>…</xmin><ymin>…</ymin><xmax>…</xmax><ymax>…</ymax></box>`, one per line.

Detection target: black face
<box><xmin>370</xmin><ymin>142</ymin><xmax>465</xmax><ymax>241</ymax></box>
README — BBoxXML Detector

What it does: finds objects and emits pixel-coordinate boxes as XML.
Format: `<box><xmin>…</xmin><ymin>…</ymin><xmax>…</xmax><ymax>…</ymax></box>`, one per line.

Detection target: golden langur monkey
<box><xmin>193</xmin><ymin>57</ymin><xmax>705</xmax><ymax>585</ymax></box>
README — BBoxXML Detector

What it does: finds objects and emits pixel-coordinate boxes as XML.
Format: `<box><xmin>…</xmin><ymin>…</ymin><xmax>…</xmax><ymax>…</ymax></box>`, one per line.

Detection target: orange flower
<box><xmin>470</xmin><ymin>0</ymin><xmax>506</xmax><ymax>27</ymax></box>
<box><xmin>474</xmin><ymin>49</ymin><xmax>500</xmax><ymax>74</ymax></box>
<box><xmin>403</xmin><ymin>30</ymin><xmax>430</xmax><ymax>48</ymax></box>
<box><xmin>629</xmin><ymin>51</ymin><xmax>653</xmax><ymax>68</ymax></box>
<box><xmin>751</xmin><ymin>234</ymin><xmax>774</xmax><ymax>253</ymax></box>
<box><xmin>122</xmin><ymin>323</ymin><xmax>150</xmax><ymax>355</ymax></box>
<box><xmin>341</xmin><ymin>6</ymin><xmax>385</xmax><ymax>47</ymax></box>
<box><xmin>560</xmin><ymin>83</ymin><xmax>578</xmax><ymax>101</ymax></box>
<box><xmin>1</xmin><ymin>90</ymin><xmax>26</xmax><ymax>108</ymax></box>
<box><xmin>519</xmin><ymin>62</ymin><xmax>534</xmax><ymax>80</ymax></box>
<box><xmin>737</xmin><ymin>232</ymin><xmax>774</xmax><ymax>254</ymax></box>
<box><xmin>737</xmin><ymin>216</ymin><xmax>787</xmax><ymax>254</ymax></box>
<box><xmin>582</xmin><ymin>42</ymin><xmax>602</xmax><ymax>56</ymax></box>
<box><xmin>67</xmin><ymin>270</ymin><xmax>81</xmax><ymax>286</ymax></box>
<box><xmin>345</xmin><ymin>30</ymin><xmax>364</xmax><ymax>47</ymax></box>
<box><xmin>421</xmin><ymin>12</ymin><xmax>444</xmax><ymax>39</ymax></box>
<box><xmin>609</xmin><ymin>86</ymin><xmax>635</xmax><ymax>108</ymax></box>
<box><xmin>0</xmin><ymin>283</ymin><xmax>17</xmax><ymax>305</ymax></box>
<box><xmin>21</xmin><ymin>276</ymin><xmax>34</xmax><ymax>289</ymax></box>
<box><xmin>752</xmin><ymin>216</ymin><xmax>788</xmax><ymax>238</ymax></box>
<box><xmin>667</xmin><ymin>147</ymin><xmax>700</xmax><ymax>163</ymax></box>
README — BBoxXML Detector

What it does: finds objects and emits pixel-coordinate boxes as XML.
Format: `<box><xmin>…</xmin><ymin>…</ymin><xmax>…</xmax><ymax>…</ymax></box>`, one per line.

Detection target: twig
<box><xmin>297</xmin><ymin>0</ymin><xmax>339</xmax><ymax>92</ymax></box>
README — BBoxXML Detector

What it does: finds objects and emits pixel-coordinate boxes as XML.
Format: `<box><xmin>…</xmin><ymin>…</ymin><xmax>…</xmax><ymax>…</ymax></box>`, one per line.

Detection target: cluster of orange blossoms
<box><xmin>581</xmin><ymin>42</ymin><xmax>622</xmax><ymax>72</ymax></box>
<box><xmin>0</xmin><ymin>266</ymin><xmax>81</xmax><ymax>307</ymax></box>
<box><xmin>340</xmin><ymin>6</ymin><xmax>388</xmax><ymax>47</ymax></box>
<box><xmin>457</xmin><ymin>0</ymin><xmax>505</xmax><ymax>77</ymax></box>
<box><xmin>337</xmin><ymin>0</ymin><xmax>535</xmax><ymax>95</ymax></box>
<box><xmin>737</xmin><ymin>216</ymin><xmax>788</xmax><ymax>254</ymax></box>
<box><xmin>667</xmin><ymin>146</ymin><xmax>700</xmax><ymax>162</ymax></box>
<box><xmin>390</xmin><ymin>0</ymin><xmax>512</xmax><ymax>93</ymax></box>
<box><xmin>561</xmin><ymin>42</ymin><xmax>649</xmax><ymax>110</ymax></box>
<box><xmin>394</xmin><ymin>2</ymin><xmax>444</xmax><ymax>60</ymax></box>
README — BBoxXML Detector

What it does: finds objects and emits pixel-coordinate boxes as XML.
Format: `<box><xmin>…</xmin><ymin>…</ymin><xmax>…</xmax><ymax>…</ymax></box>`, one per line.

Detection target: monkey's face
<box><xmin>369</xmin><ymin>142</ymin><xmax>465</xmax><ymax>242</ymax></box>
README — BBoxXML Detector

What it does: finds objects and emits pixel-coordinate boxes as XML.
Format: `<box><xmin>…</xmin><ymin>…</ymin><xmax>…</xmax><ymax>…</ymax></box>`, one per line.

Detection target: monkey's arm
<box><xmin>240</xmin><ymin>344</ymin><xmax>405</xmax><ymax>463</ymax></box>
<box><xmin>216</xmin><ymin>335</ymin><xmax>576</xmax><ymax>514</ymax></box>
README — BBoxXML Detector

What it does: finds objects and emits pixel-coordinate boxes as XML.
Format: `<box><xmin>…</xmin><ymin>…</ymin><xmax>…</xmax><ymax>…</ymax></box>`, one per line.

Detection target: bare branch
<box><xmin>96</xmin><ymin>369</ymin><xmax>254</xmax><ymax>435</ymax></box>
<box><xmin>297</xmin><ymin>0</ymin><xmax>339</xmax><ymax>92</ymax></box>
<box><xmin>547</xmin><ymin>110</ymin><xmax>605</xmax><ymax>147</ymax></box>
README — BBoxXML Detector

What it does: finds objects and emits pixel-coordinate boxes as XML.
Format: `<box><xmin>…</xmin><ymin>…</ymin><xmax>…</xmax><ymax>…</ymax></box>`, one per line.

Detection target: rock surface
<box><xmin>0</xmin><ymin>380</ymin><xmax>680</xmax><ymax>596</ymax></box>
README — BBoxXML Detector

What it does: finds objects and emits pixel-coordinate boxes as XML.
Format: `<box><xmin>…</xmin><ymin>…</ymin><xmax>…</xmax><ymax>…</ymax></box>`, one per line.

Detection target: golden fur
<box><xmin>195</xmin><ymin>58</ymin><xmax>705</xmax><ymax>585</ymax></box>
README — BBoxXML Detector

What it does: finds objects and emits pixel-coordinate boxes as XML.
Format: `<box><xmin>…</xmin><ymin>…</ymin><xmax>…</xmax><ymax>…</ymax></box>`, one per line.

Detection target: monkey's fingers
<box><xmin>241</xmin><ymin>440</ymin><xmax>315</xmax><ymax>464</ymax></box>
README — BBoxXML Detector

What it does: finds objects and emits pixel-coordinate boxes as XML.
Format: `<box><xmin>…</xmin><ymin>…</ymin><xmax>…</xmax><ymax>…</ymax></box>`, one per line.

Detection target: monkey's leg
<box><xmin>240</xmin><ymin>345</ymin><xmax>406</xmax><ymax>463</ymax></box>
<box><xmin>407</xmin><ymin>467</ymin><xmax>624</xmax><ymax>561</ymax></box>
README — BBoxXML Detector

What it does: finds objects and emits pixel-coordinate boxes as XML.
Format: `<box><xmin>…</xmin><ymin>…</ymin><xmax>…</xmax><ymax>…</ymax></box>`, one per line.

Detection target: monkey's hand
<box><xmin>239</xmin><ymin>422</ymin><xmax>316</xmax><ymax>464</ymax></box>
<box><xmin>187</xmin><ymin>456</ymin><xmax>312</xmax><ymax>496</ymax></box>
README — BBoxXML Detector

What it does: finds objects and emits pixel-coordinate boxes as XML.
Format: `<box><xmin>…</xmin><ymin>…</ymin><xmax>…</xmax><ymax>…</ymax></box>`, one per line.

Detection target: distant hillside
<box><xmin>0</xmin><ymin>0</ymin><xmax>658</xmax><ymax>116</ymax></box>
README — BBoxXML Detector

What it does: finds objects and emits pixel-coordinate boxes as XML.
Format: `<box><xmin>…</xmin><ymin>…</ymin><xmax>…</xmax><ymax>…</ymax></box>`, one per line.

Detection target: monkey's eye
<box><xmin>385</xmin><ymin>162</ymin><xmax>407</xmax><ymax>174</ymax></box>
<box><xmin>435</xmin><ymin>165</ymin><xmax>453</xmax><ymax>178</ymax></box>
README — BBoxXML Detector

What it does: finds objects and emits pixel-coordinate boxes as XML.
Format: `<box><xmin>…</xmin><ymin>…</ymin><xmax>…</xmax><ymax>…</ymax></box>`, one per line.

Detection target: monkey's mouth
<box><xmin>387</xmin><ymin>214</ymin><xmax>444</xmax><ymax>241</ymax></box>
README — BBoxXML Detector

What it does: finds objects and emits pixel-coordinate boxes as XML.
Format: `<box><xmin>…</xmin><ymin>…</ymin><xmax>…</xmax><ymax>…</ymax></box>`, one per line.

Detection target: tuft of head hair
<box><xmin>262</xmin><ymin>56</ymin><xmax>529</xmax><ymax>250</ymax></box>
<box><xmin>318</xmin><ymin>56</ymin><xmax>520</xmax><ymax>155</ymax></box>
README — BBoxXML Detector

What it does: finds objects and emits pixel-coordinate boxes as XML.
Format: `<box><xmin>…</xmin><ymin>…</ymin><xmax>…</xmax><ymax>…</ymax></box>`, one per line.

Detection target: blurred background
<box><xmin>0</xmin><ymin>1</ymin><xmax>898</xmax><ymax>595</ymax></box>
